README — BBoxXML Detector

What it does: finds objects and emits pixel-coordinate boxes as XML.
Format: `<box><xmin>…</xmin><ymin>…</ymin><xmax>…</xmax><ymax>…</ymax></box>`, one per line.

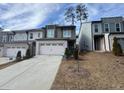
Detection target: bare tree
<box><xmin>76</xmin><ymin>4</ymin><xmax>88</xmax><ymax>30</ymax></box>
<box><xmin>76</xmin><ymin>4</ymin><xmax>88</xmax><ymax>72</ymax></box>
<box><xmin>64</xmin><ymin>6</ymin><xmax>76</xmax><ymax>25</ymax></box>
<box><xmin>64</xmin><ymin>4</ymin><xmax>88</xmax><ymax>72</ymax></box>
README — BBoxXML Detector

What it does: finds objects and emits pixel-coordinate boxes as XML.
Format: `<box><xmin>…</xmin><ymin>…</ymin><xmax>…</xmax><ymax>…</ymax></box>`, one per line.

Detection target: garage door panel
<box><xmin>6</xmin><ymin>48</ymin><xmax>26</xmax><ymax>58</ymax></box>
<box><xmin>39</xmin><ymin>41</ymin><xmax>67</xmax><ymax>55</ymax></box>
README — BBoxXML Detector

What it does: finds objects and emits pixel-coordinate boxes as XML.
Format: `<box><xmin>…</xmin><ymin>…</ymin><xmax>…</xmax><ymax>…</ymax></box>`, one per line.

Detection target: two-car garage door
<box><xmin>39</xmin><ymin>41</ymin><xmax>67</xmax><ymax>55</ymax></box>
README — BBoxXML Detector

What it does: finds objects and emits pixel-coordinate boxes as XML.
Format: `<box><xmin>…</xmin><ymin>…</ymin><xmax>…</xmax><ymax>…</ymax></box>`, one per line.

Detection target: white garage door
<box><xmin>6</xmin><ymin>47</ymin><xmax>26</xmax><ymax>58</ymax></box>
<box><xmin>39</xmin><ymin>41</ymin><xmax>67</xmax><ymax>55</ymax></box>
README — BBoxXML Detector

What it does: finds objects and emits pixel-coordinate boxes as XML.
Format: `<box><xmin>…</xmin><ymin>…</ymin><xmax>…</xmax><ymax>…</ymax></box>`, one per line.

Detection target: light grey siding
<box><xmin>44</xmin><ymin>25</ymin><xmax>76</xmax><ymax>39</ymax></box>
<box><xmin>56</xmin><ymin>28</ymin><xmax>62</xmax><ymax>38</ymax></box>
<box><xmin>102</xmin><ymin>17</ymin><xmax>123</xmax><ymax>33</ymax></box>
<box><xmin>92</xmin><ymin>23</ymin><xmax>102</xmax><ymax>35</ymax></box>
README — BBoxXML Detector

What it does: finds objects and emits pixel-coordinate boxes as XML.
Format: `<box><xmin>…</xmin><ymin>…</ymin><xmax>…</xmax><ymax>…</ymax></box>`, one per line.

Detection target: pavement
<box><xmin>0</xmin><ymin>57</ymin><xmax>13</xmax><ymax>65</ymax></box>
<box><xmin>0</xmin><ymin>55</ymin><xmax>62</xmax><ymax>90</ymax></box>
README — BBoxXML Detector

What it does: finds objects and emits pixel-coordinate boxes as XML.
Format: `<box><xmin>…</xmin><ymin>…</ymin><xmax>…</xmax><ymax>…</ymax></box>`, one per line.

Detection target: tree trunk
<box><xmin>77</xmin><ymin>60</ymin><xmax>80</xmax><ymax>72</ymax></box>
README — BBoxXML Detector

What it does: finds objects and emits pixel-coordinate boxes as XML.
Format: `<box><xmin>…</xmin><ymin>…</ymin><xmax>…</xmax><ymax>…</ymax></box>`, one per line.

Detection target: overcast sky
<box><xmin>0</xmin><ymin>3</ymin><xmax>124</xmax><ymax>34</ymax></box>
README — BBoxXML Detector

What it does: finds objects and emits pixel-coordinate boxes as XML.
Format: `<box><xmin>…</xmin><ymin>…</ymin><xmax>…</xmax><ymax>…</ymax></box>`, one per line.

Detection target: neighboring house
<box><xmin>78</xmin><ymin>16</ymin><xmax>124</xmax><ymax>52</ymax></box>
<box><xmin>0</xmin><ymin>25</ymin><xmax>76</xmax><ymax>58</ymax></box>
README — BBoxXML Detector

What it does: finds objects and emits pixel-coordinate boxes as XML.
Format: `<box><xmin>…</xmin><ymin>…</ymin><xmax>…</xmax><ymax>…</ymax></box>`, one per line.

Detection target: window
<box><xmin>58</xmin><ymin>43</ymin><xmax>63</xmax><ymax>46</ymax></box>
<box><xmin>94</xmin><ymin>24</ymin><xmax>98</xmax><ymax>32</ymax></box>
<box><xmin>52</xmin><ymin>43</ymin><xmax>57</xmax><ymax>46</ymax></box>
<box><xmin>41</xmin><ymin>43</ymin><xmax>45</xmax><ymax>46</ymax></box>
<box><xmin>47</xmin><ymin>29</ymin><xmax>54</xmax><ymax>38</ymax></box>
<box><xmin>46</xmin><ymin>43</ymin><xmax>51</xmax><ymax>46</ymax></box>
<box><xmin>38</xmin><ymin>33</ymin><xmax>40</xmax><ymax>37</ymax></box>
<box><xmin>116</xmin><ymin>23</ymin><xmax>121</xmax><ymax>32</ymax></box>
<box><xmin>63</xmin><ymin>30</ymin><xmax>71</xmax><ymax>38</ymax></box>
<box><xmin>30</xmin><ymin>33</ymin><xmax>33</xmax><ymax>39</ymax></box>
<box><xmin>2</xmin><ymin>36</ymin><xmax>6</xmax><ymax>42</ymax></box>
<box><xmin>104</xmin><ymin>24</ymin><xmax>109</xmax><ymax>32</ymax></box>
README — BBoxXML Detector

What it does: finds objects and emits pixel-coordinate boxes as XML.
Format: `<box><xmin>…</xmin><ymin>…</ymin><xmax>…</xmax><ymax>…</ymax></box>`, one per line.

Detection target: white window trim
<box><xmin>94</xmin><ymin>24</ymin><xmax>99</xmax><ymax>33</ymax></box>
<box><xmin>47</xmin><ymin>29</ymin><xmax>55</xmax><ymax>38</ymax></box>
<box><xmin>38</xmin><ymin>33</ymin><xmax>40</xmax><ymax>38</ymax></box>
<box><xmin>115</xmin><ymin>23</ymin><xmax>121</xmax><ymax>32</ymax></box>
<box><xmin>104</xmin><ymin>23</ymin><xmax>110</xmax><ymax>32</ymax></box>
<box><xmin>30</xmin><ymin>33</ymin><xmax>33</xmax><ymax>39</ymax></box>
<box><xmin>63</xmin><ymin>30</ymin><xmax>71</xmax><ymax>38</ymax></box>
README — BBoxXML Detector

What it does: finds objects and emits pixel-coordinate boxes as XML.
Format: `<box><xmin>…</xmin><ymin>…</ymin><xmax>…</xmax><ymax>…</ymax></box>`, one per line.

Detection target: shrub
<box><xmin>74</xmin><ymin>48</ymin><xmax>79</xmax><ymax>60</ymax></box>
<box><xmin>65</xmin><ymin>48</ymin><xmax>73</xmax><ymax>59</ymax></box>
<box><xmin>116</xmin><ymin>43</ymin><xmax>123</xmax><ymax>56</ymax></box>
<box><xmin>112</xmin><ymin>37</ymin><xmax>122</xmax><ymax>56</ymax></box>
<box><xmin>16</xmin><ymin>51</ymin><xmax>22</xmax><ymax>61</ymax></box>
<box><xmin>25</xmin><ymin>48</ymin><xmax>31</xmax><ymax>59</ymax></box>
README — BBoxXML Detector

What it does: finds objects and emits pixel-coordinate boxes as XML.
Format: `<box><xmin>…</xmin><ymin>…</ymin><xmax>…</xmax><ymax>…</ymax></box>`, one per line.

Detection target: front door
<box><xmin>94</xmin><ymin>37</ymin><xmax>100</xmax><ymax>50</ymax></box>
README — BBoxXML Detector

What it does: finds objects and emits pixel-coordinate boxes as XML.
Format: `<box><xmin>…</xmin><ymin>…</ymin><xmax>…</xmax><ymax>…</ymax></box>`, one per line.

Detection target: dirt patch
<box><xmin>51</xmin><ymin>52</ymin><xmax>124</xmax><ymax>90</ymax></box>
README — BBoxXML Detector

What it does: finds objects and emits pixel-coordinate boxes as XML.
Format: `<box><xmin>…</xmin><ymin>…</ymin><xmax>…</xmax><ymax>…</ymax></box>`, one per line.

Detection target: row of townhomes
<box><xmin>0</xmin><ymin>25</ymin><xmax>76</xmax><ymax>58</ymax></box>
<box><xmin>0</xmin><ymin>16</ymin><xmax>124</xmax><ymax>58</ymax></box>
<box><xmin>79</xmin><ymin>16</ymin><xmax>124</xmax><ymax>52</ymax></box>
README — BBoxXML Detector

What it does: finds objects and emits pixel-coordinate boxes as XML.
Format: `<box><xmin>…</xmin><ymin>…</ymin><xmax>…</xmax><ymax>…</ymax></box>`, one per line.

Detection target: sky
<box><xmin>0</xmin><ymin>3</ymin><xmax>124</xmax><ymax>34</ymax></box>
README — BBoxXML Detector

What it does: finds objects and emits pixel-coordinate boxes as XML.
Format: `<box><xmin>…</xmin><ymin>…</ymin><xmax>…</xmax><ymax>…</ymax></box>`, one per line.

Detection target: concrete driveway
<box><xmin>0</xmin><ymin>57</ymin><xmax>13</xmax><ymax>65</ymax></box>
<box><xmin>0</xmin><ymin>55</ymin><xmax>62</xmax><ymax>90</ymax></box>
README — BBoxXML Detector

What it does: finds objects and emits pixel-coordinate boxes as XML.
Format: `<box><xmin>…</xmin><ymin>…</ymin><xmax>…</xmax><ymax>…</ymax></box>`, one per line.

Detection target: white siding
<box><xmin>28</xmin><ymin>32</ymin><xmax>43</xmax><ymax>40</ymax></box>
<box><xmin>92</xmin><ymin>23</ymin><xmax>102</xmax><ymax>35</ymax></box>
<box><xmin>13</xmin><ymin>31</ymin><xmax>43</xmax><ymax>41</ymax></box>
<box><xmin>78</xmin><ymin>22</ymin><xmax>92</xmax><ymax>51</ymax></box>
<box><xmin>14</xmin><ymin>32</ymin><xmax>27</xmax><ymax>41</ymax></box>
<box><xmin>104</xmin><ymin>33</ymin><xmax>110</xmax><ymax>51</ymax></box>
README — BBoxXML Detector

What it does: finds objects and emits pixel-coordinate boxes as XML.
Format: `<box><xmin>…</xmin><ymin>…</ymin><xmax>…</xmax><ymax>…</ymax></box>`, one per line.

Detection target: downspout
<box><xmin>91</xmin><ymin>22</ymin><xmax>94</xmax><ymax>51</ymax></box>
<box><xmin>26</xmin><ymin>31</ymin><xmax>30</xmax><ymax>48</ymax></box>
<box><xmin>12</xmin><ymin>31</ymin><xmax>16</xmax><ymax>42</ymax></box>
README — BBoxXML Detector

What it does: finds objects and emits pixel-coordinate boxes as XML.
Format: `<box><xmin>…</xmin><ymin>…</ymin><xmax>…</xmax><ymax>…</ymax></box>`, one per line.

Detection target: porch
<box><xmin>94</xmin><ymin>35</ymin><xmax>105</xmax><ymax>52</ymax></box>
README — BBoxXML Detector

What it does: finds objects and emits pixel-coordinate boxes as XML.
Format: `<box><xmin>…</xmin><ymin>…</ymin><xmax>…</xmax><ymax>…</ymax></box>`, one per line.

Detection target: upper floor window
<box><xmin>63</xmin><ymin>30</ymin><xmax>71</xmax><ymax>38</ymax></box>
<box><xmin>30</xmin><ymin>33</ymin><xmax>33</xmax><ymax>39</ymax></box>
<box><xmin>38</xmin><ymin>33</ymin><xmax>40</xmax><ymax>38</ymax></box>
<box><xmin>104</xmin><ymin>23</ymin><xmax>109</xmax><ymax>32</ymax></box>
<box><xmin>94</xmin><ymin>24</ymin><xmax>98</xmax><ymax>32</ymax></box>
<box><xmin>2</xmin><ymin>35</ymin><xmax>6</xmax><ymax>42</ymax></box>
<box><xmin>47</xmin><ymin>29</ymin><xmax>54</xmax><ymax>38</ymax></box>
<box><xmin>8</xmin><ymin>35</ymin><xmax>13</xmax><ymax>42</ymax></box>
<box><xmin>116</xmin><ymin>23</ymin><xmax>121</xmax><ymax>32</ymax></box>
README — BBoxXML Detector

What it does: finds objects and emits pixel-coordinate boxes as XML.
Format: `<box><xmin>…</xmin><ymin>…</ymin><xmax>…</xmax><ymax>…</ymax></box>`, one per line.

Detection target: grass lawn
<box><xmin>51</xmin><ymin>52</ymin><xmax>124</xmax><ymax>90</ymax></box>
